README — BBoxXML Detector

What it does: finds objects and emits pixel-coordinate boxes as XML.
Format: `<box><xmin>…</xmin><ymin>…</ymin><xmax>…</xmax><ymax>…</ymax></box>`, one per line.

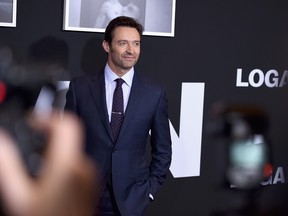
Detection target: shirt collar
<box><xmin>104</xmin><ymin>64</ymin><xmax>134</xmax><ymax>87</ymax></box>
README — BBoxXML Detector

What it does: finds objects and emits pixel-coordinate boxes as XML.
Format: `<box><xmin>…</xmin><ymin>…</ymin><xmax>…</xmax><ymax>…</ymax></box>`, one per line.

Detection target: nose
<box><xmin>126</xmin><ymin>43</ymin><xmax>134</xmax><ymax>54</ymax></box>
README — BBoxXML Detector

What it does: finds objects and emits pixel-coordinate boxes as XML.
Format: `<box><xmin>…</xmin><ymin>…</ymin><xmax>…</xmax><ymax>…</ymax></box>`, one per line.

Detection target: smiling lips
<box><xmin>123</xmin><ymin>55</ymin><xmax>135</xmax><ymax>61</ymax></box>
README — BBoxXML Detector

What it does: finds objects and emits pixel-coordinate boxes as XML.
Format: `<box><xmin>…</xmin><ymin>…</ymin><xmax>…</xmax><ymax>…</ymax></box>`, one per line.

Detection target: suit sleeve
<box><xmin>149</xmin><ymin>88</ymin><xmax>172</xmax><ymax>197</ymax></box>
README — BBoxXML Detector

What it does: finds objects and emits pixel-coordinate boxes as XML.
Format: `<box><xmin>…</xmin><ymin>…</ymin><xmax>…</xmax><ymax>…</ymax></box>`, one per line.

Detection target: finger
<box><xmin>0</xmin><ymin>130</ymin><xmax>33</xmax><ymax>214</ymax></box>
<box><xmin>47</xmin><ymin>112</ymin><xmax>85</xmax><ymax>166</ymax></box>
<box><xmin>30</xmin><ymin>111</ymin><xmax>85</xmax><ymax>161</ymax></box>
<box><xmin>29</xmin><ymin>111</ymin><xmax>89</xmax><ymax>180</ymax></box>
<box><xmin>31</xmin><ymin>112</ymin><xmax>98</xmax><ymax>216</ymax></box>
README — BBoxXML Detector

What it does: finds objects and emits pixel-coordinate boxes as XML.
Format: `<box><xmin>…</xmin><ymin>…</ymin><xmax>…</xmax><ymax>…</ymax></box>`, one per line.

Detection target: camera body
<box><xmin>0</xmin><ymin>67</ymin><xmax>57</xmax><ymax>176</ymax></box>
<box><xmin>208</xmin><ymin>103</ymin><xmax>271</xmax><ymax>190</ymax></box>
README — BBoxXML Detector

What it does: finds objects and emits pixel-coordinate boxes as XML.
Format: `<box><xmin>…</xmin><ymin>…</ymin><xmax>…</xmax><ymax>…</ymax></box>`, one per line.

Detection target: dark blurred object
<box><xmin>0</xmin><ymin>39</ymin><xmax>68</xmax><ymax>216</ymax></box>
<box><xmin>0</xmin><ymin>65</ymin><xmax>57</xmax><ymax>176</ymax></box>
<box><xmin>0</xmin><ymin>60</ymin><xmax>58</xmax><ymax>216</ymax></box>
<box><xmin>208</xmin><ymin>102</ymin><xmax>273</xmax><ymax>216</ymax></box>
<box><xmin>208</xmin><ymin>102</ymin><xmax>271</xmax><ymax>190</ymax></box>
<box><xmin>0</xmin><ymin>37</ymin><xmax>70</xmax><ymax>175</ymax></box>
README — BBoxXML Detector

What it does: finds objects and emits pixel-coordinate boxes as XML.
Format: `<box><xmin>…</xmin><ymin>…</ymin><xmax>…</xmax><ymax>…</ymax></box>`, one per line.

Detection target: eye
<box><xmin>119</xmin><ymin>41</ymin><xmax>127</xmax><ymax>46</ymax></box>
<box><xmin>134</xmin><ymin>42</ymin><xmax>140</xmax><ymax>47</ymax></box>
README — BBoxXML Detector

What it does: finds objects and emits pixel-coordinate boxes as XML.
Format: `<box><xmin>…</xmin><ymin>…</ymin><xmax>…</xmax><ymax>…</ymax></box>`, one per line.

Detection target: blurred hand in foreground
<box><xmin>0</xmin><ymin>112</ymin><xmax>98</xmax><ymax>216</ymax></box>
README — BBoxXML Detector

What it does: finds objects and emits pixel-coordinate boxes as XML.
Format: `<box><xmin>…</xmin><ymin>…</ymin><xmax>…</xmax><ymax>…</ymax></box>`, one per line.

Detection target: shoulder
<box><xmin>135</xmin><ymin>72</ymin><xmax>165</xmax><ymax>92</ymax></box>
<box><xmin>70</xmin><ymin>71</ymin><xmax>103</xmax><ymax>85</ymax></box>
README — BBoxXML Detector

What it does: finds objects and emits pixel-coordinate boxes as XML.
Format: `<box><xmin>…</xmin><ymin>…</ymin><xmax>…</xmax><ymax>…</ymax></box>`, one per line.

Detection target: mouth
<box><xmin>123</xmin><ymin>55</ymin><xmax>135</xmax><ymax>61</ymax></box>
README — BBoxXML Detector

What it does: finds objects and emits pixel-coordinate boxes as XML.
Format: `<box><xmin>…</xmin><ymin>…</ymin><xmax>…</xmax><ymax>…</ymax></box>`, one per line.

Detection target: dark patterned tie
<box><xmin>110</xmin><ymin>78</ymin><xmax>125</xmax><ymax>141</ymax></box>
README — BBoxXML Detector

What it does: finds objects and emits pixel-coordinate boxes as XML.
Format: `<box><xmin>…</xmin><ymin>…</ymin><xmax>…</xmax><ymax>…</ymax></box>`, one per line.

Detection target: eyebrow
<box><xmin>116</xmin><ymin>40</ymin><xmax>141</xmax><ymax>43</ymax></box>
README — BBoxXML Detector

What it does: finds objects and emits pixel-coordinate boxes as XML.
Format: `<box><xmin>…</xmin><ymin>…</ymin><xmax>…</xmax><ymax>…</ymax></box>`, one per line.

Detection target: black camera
<box><xmin>0</xmin><ymin>67</ymin><xmax>57</xmax><ymax>176</ymax></box>
<box><xmin>208</xmin><ymin>102</ymin><xmax>271</xmax><ymax>190</ymax></box>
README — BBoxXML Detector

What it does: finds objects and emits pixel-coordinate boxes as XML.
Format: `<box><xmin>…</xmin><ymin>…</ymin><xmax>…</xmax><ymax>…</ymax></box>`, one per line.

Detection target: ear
<box><xmin>102</xmin><ymin>40</ymin><xmax>110</xmax><ymax>53</ymax></box>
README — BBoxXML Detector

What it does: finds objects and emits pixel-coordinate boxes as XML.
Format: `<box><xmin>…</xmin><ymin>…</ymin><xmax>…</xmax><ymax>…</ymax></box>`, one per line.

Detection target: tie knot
<box><xmin>115</xmin><ymin>78</ymin><xmax>124</xmax><ymax>87</ymax></box>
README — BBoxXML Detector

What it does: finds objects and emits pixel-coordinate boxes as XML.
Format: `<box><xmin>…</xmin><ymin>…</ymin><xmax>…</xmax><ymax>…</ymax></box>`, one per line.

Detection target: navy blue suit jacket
<box><xmin>65</xmin><ymin>70</ymin><xmax>172</xmax><ymax>216</ymax></box>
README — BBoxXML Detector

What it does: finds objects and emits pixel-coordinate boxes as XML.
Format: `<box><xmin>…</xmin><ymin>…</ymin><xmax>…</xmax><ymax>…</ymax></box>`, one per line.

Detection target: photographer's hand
<box><xmin>0</xmin><ymin>112</ymin><xmax>98</xmax><ymax>216</ymax></box>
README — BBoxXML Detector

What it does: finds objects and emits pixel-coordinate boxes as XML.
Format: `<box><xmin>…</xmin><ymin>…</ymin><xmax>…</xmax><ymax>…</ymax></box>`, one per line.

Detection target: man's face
<box><xmin>103</xmin><ymin>26</ymin><xmax>141</xmax><ymax>76</ymax></box>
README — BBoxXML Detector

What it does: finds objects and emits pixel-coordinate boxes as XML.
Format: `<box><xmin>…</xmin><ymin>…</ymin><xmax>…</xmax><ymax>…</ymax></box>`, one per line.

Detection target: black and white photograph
<box><xmin>0</xmin><ymin>0</ymin><xmax>16</xmax><ymax>27</ymax></box>
<box><xmin>63</xmin><ymin>0</ymin><xmax>176</xmax><ymax>37</ymax></box>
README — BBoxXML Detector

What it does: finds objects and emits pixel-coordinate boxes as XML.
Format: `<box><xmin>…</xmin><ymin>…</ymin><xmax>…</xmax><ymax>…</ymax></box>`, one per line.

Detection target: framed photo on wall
<box><xmin>63</xmin><ymin>0</ymin><xmax>176</xmax><ymax>37</ymax></box>
<box><xmin>0</xmin><ymin>0</ymin><xmax>17</xmax><ymax>27</ymax></box>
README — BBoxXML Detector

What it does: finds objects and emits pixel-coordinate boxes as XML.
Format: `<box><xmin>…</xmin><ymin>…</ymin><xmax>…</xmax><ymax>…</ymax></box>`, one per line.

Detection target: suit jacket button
<box><xmin>112</xmin><ymin>148</ymin><xmax>117</xmax><ymax>153</ymax></box>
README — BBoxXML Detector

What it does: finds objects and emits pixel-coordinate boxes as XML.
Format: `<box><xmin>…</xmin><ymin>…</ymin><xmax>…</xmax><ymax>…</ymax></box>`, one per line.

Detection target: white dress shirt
<box><xmin>104</xmin><ymin>64</ymin><xmax>134</xmax><ymax>122</ymax></box>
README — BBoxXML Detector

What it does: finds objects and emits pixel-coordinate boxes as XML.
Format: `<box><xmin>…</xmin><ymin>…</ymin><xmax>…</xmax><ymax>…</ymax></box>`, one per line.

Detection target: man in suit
<box><xmin>65</xmin><ymin>16</ymin><xmax>172</xmax><ymax>216</ymax></box>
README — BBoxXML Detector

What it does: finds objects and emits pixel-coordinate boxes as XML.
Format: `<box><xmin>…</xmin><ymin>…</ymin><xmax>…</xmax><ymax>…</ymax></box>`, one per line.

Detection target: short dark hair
<box><xmin>104</xmin><ymin>16</ymin><xmax>143</xmax><ymax>44</ymax></box>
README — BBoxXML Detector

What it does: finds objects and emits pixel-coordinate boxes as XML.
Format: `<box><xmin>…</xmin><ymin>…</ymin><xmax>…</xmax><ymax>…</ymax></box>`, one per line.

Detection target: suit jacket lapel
<box><xmin>88</xmin><ymin>71</ymin><xmax>114</xmax><ymax>141</ymax></box>
<box><xmin>117</xmin><ymin>73</ymin><xmax>144</xmax><ymax>141</ymax></box>
<box><xmin>87</xmin><ymin>71</ymin><xmax>145</xmax><ymax>143</ymax></box>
